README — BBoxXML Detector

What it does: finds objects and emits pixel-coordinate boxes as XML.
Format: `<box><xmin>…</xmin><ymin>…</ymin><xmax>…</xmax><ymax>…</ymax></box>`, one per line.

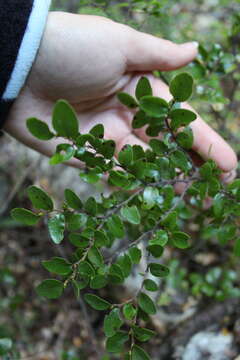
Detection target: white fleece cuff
<box><xmin>3</xmin><ymin>0</ymin><xmax>51</xmax><ymax>100</ymax></box>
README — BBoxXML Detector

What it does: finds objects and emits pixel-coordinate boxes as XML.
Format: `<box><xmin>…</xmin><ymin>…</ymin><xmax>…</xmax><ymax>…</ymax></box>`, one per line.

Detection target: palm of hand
<box><xmin>4</xmin><ymin>12</ymin><xmax>237</xmax><ymax>174</ymax></box>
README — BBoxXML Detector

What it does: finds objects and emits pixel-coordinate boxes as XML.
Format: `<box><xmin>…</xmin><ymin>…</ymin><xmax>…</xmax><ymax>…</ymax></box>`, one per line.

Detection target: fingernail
<box><xmin>192</xmin><ymin>41</ymin><xmax>199</xmax><ymax>49</ymax></box>
<box><xmin>221</xmin><ymin>170</ymin><xmax>236</xmax><ymax>183</ymax></box>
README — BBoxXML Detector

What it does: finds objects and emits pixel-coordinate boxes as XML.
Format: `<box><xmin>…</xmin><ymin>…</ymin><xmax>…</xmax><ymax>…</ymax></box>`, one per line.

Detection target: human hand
<box><xmin>4</xmin><ymin>12</ymin><xmax>237</xmax><ymax>177</ymax></box>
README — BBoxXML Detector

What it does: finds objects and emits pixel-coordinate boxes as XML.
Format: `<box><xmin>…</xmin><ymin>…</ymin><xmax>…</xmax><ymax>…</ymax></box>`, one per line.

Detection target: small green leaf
<box><xmin>11</xmin><ymin>208</ymin><xmax>41</xmax><ymax>226</ymax></box>
<box><xmin>143</xmin><ymin>187</ymin><xmax>159</xmax><ymax>210</ymax></box>
<box><xmin>172</xmin><ymin>231</ymin><xmax>190</xmax><ymax>249</ymax></box>
<box><xmin>139</xmin><ymin>96</ymin><xmax>168</xmax><ymax>118</ymax></box>
<box><xmin>107</xmin><ymin>215</ymin><xmax>125</xmax><ymax>238</ymax></box>
<box><xmin>146</xmin><ymin>244</ymin><xmax>163</xmax><ymax>258</ymax></box>
<box><xmin>149</xmin><ymin>139</ymin><xmax>168</xmax><ymax>155</ymax></box>
<box><xmin>109</xmin><ymin>170</ymin><xmax>129</xmax><ymax>188</ymax></box>
<box><xmin>90</xmin><ymin>124</ymin><xmax>104</xmax><ymax>138</ymax></box>
<box><xmin>199</xmin><ymin>161</ymin><xmax>213</xmax><ymax>180</ymax></box>
<box><xmin>234</xmin><ymin>238</ymin><xmax>240</xmax><ymax>257</ymax></box>
<box><xmin>170</xmin><ymin>150</ymin><xmax>190</xmax><ymax>172</ymax></box>
<box><xmin>143</xmin><ymin>279</ymin><xmax>158</xmax><ymax>292</ymax></box>
<box><xmin>106</xmin><ymin>331</ymin><xmax>129</xmax><ymax>353</ymax></box>
<box><xmin>132</xmin><ymin>110</ymin><xmax>149</xmax><ymax>129</ymax></box>
<box><xmin>88</xmin><ymin>246</ymin><xmax>103</xmax><ymax>267</ymax></box>
<box><xmin>94</xmin><ymin>230</ymin><xmax>109</xmax><ymax>247</ymax></box>
<box><xmin>132</xmin><ymin>325</ymin><xmax>156</xmax><ymax>342</ymax></box>
<box><xmin>52</xmin><ymin>100</ymin><xmax>79</xmax><ymax>139</ymax></box>
<box><xmin>42</xmin><ymin>257</ymin><xmax>71</xmax><ymax>275</ymax></box>
<box><xmin>99</xmin><ymin>140</ymin><xmax>116</xmax><ymax>159</ymax></box>
<box><xmin>123</xmin><ymin>303</ymin><xmax>137</xmax><ymax>320</ymax></box>
<box><xmin>121</xmin><ymin>205</ymin><xmax>140</xmax><ymax>225</ymax></box>
<box><xmin>85</xmin><ymin>197</ymin><xmax>97</xmax><ymax>216</ymax></box>
<box><xmin>137</xmin><ymin>292</ymin><xmax>156</xmax><ymax>315</ymax></box>
<box><xmin>118</xmin><ymin>92</ymin><xmax>138</xmax><ymax>108</ymax></box>
<box><xmin>49</xmin><ymin>144</ymin><xmax>75</xmax><ymax>165</ymax></box>
<box><xmin>104</xmin><ymin>308</ymin><xmax>123</xmax><ymax>337</ymax></box>
<box><xmin>213</xmin><ymin>193</ymin><xmax>225</xmax><ymax>218</ymax></box>
<box><xmin>129</xmin><ymin>247</ymin><xmax>142</xmax><ymax>264</ymax></box>
<box><xmin>78</xmin><ymin>261</ymin><xmax>95</xmax><ymax>277</ymax></box>
<box><xmin>36</xmin><ymin>279</ymin><xmax>64</xmax><ymax>299</ymax></box>
<box><xmin>149</xmin><ymin>230</ymin><xmax>168</xmax><ymax>247</ymax></box>
<box><xmin>170</xmin><ymin>73</ymin><xmax>194</xmax><ymax>102</ymax></box>
<box><xmin>170</xmin><ymin>109</ymin><xmax>197</xmax><ymax>131</ymax></box>
<box><xmin>66</xmin><ymin>213</ymin><xmax>87</xmax><ymax>231</ymax></box>
<box><xmin>26</xmin><ymin>118</ymin><xmax>54</xmax><ymax>140</ymax></box>
<box><xmin>48</xmin><ymin>214</ymin><xmax>65</xmax><ymax>244</ymax></box>
<box><xmin>135</xmin><ymin>76</ymin><xmax>152</xmax><ymax>100</ymax></box>
<box><xmin>176</xmin><ymin>127</ymin><xmax>194</xmax><ymax>149</ymax></box>
<box><xmin>118</xmin><ymin>145</ymin><xmax>133</xmax><ymax>166</ymax></box>
<box><xmin>84</xmin><ymin>293</ymin><xmax>111</xmax><ymax>310</ymax></box>
<box><xmin>28</xmin><ymin>186</ymin><xmax>54</xmax><ymax>211</ymax></box>
<box><xmin>131</xmin><ymin>345</ymin><xmax>150</xmax><ymax>360</ymax></box>
<box><xmin>90</xmin><ymin>275</ymin><xmax>108</xmax><ymax>289</ymax></box>
<box><xmin>149</xmin><ymin>263</ymin><xmax>170</xmax><ymax>277</ymax></box>
<box><xmin>0</xmin><ymin>338</ymin><xmax>13</xmax><ymax>355</ymax></box>
<box><xmin>117</xmin><ymin>254</ymin><xmax>132</xmax><ymax>278</ymax></box>
<box><xmin>64</xmin><ymin>189</ymin><xmax>82</xmax><ymax>209</ymax></box>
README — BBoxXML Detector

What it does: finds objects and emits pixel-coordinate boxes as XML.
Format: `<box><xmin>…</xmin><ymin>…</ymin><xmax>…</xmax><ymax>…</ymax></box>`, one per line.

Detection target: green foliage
<box><xmin>11</xmin><ymin>38</ymin><xmax>240</xmax><ymax>358</ymax></box>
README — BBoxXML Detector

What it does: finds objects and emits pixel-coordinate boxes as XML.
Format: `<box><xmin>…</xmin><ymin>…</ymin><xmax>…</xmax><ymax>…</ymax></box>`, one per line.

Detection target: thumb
<box><xmin>125</xmin><ymin>28</ymin><xmax>198</xmax><ymax>71</ymax></box>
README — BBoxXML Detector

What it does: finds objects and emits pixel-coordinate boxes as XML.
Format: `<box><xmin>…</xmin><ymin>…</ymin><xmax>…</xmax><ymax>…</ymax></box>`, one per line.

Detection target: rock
<box><xmin>182</xmin><ymin>331</ymin><xmax>233</xmax><ymax>360</ymax></box>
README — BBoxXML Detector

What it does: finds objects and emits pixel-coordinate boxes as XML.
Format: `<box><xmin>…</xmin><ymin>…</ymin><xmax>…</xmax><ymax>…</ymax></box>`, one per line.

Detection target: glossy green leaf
<box><xmin>123</xmin><ymin>303</ymin><xmax>137</xmax><ymax>320</ymax></box>
<box><xmin>234</xmin><ymin>238</ymin><xmax>240</xmax><ymax>257</ymax></box>
<box><xmin>137</xmin><ymin>292</ymin><xmax>156</xmax><ymax>315</ymax></box>
<box><xmin>28</xmin><ymin>186</ymin><xmax>54</xmax><ymax>211</ymax></box>
<box><xmin>90</xmin><ymin>124</ymin><xmax>104</xmax><ymax>138</ymax></box>
<box><xmin>170</xmin><ymin>150</ymin><xmax>190</xmax><ymax>172</ymax></box>
<box><xmin>66</xmin><ymin>213</ymin><xmax>87</xmax><ymax>231</ymax></box>
<box><xmin>118</xmin><ymin>145</ymin><xmax>133</xmax><ymax>166</ymax></box>
<box><xmin>36</xmin><ymin>279</ymin><xmax>64</xmax><ymax>299</ymax></box>
<box><xmin>11</xmin><ymin>208</ymin><xmax>41</xmax><ymax>226</ymax></box>
<box><xmin>42</xmin><ymin>257</ymin><xmax>72</xmax><ymax>276</ymax></box>
<box><xmin>121</xmin><ymin>205</ymin><xmax>140</xmax><ymax>225</ymax></box>
<box><xmin>128</xmin><ymin>247</ymin><xmax>142</xmax><ymax>264</ymax></box>
<box><xmin>132</xmin><ymin>325</ymin><xmax>156</xmax><ymax>342</ymax></box>
<box><xmin>143</xmin><ymin>187</ymin><xmax>159</xmax><ymax>210</ymax></box>
<box><xmin>27</xmin><ymin>118</ymin><xmax>54</xmax><ymax>140</ymax></box>
<box><xmin>88</xmin><ymin>246</ymin><xmax>103</xmax><ymax>267</ymax></box>
<box><xmin>84</xmin><ymin>293</ymin><xmax>111</xmax><ymax>310</ymax></box>
<box><xmin>131</xmin><ymin>345</ymin><xmax>150</xmax><ymax>360</ymax></box>
<box><xmin>64</xmin><ymin>189</ymin><xmax>82</xmax><ymax>209</ymax></box>
<box><xmin>149</xmin><ymin>230</ymin><xmax>168</xmax><ymax>247</ymax></box>
<box><xmin>106</xmin><ymin>331</ymin><xmax>129</xmax><ymax>353</ymax></box>
<box><xmin>170</xmin><ymin>73</ymin><xmax>193</xmax><ymax>102</ymax></box>
<box><xmin>132</xmin><ymin>110</ymin><xmax>149</xmax><ymax>129</ymax></box>
<box><xmin>143</xmin><ymin>279</ymin><xmax>158</xmax><ymax>292</ymax></box>
<box><xmin>52</xmin><ymin>100</ymin><xmax>79</xmax><ymax>139</ymax></box>
<box><xmin>90</xmin><ymin>275</ymin><xmax>108</xmax><ymax>289</ymax></box>
<box><xmin>147</xmin><ymin>244</ymin><xmax>164</xmax><ymax>258</ymax></box>
<box><xmin>48</xmin><ymin>214</ymin><xmax>65</xmax><ymax>244</ymax></box>
<box><xmin>118</xmin><ymin>92</ymin><xmax>138</xmax><ymax>108</ymax></box>
<box><xmin>78</xmin><ymin>261</ymin><xmax>95</xmax><ymax>277</ymax></box>
<box><xmin>149</xmin><ymin>139</ymin><xmax>168</xmax><ymax>155</ymax></box>
<box><xmin>104</xmin><ymin>308</ymin><xmax>123</xmax><ymax>337</ymax></box>
<box><xmin>169</xmin><ymin>109</ymin><xmax>196</xmax><ymax>131</ymax></box>
<box><xmin>172</xmin><ymin>231</ymin><xmax>190</xmax><ymax>249</ymax></box>
<box><xmin>49</xmin><ymin>144</ymin><xmax>75</xmax><ymax>165</ymax></box>
<box><xmin>135</xmin><ymin>76</ymin><xmax>152</xmax><ymax>100</ymax></box>
<box><xmin>139</xmin><ymin>96</ymin><xmax>168</xmax><ymax>118</ymax></box>
<box><xmin>149</xmin><ymin>263</ymin><xmax>170</xmax><ymax>277</ymax></box>
<box><xmin>176</xmin><ymin>127</ymin><xmax>194</xmax><ymax>149</ymax></box>
<box><xmin>107</xmin><ymin>215</ymin><xmax>125</xmax><ymax>238</ymax></box>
